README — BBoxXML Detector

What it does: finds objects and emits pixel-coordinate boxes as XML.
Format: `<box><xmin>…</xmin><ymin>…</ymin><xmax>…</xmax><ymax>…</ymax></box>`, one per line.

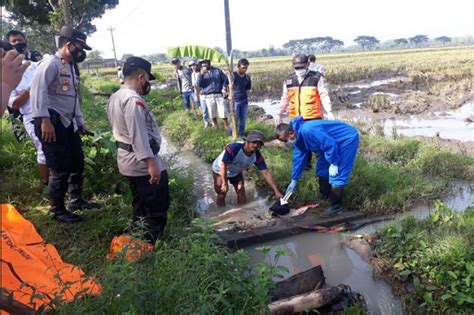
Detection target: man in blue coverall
<box><xmin>275</xmin><ymin>117</ymin><xmax>359</xmax><ymax>217</ymax></box>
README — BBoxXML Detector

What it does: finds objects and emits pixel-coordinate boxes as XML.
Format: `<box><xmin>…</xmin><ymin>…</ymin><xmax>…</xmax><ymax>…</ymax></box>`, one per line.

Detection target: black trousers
<box><xmin>34</xmin><ymin>112</ymin><xmax>84</xmax><ymax>211</ymax></box>
<box><xmin>127</xmin><ymin>170</ymin><xmax>170</xmax><ymax>243</ymax></box>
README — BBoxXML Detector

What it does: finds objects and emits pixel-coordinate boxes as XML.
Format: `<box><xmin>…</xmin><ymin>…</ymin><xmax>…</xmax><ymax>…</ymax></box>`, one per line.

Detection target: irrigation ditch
<box><xmin>160</xmin><ymin>119</ymin><xmax>473</xmax><ymax>314</ymax></box>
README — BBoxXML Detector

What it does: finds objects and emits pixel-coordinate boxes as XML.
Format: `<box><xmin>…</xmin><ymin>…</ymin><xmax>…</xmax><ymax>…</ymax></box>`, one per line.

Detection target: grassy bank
<box><xmin>0</xmin><ymin>84</ymin><xmax>278</xmax><ymax>313</ymax></box>
<box><xmin>373</xmin><ymin>202</ymin><xmax>474</xmax><ymax>314</ymax></box>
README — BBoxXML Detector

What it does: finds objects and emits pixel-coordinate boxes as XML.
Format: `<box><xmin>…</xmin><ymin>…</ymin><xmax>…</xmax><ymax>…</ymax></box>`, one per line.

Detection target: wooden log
<box><xmin>268</xmin><ymin>284</ymin><xmax>346</xmax><ymax>315</ymax></box>
<box><xmin>272</xmin><ymin>265</ymin><xmax>325</xmax><ymax>301</ymax></box>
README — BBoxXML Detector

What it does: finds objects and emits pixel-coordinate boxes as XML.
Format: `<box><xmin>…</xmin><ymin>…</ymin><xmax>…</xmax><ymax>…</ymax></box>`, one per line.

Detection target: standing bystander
<box><xmin>171</xmin><ymin>58</ymin><xmax>195</xmax><ymax>110</ymax></box>
<box><xmin>232</xmin><ymin>58</ymin><xmax>252</xmax><ymax>137</ymax></box>
<box><xmin>197</xmin><ymin>59</ymin><xmax>229</xmax><ymax>130</ymax></box>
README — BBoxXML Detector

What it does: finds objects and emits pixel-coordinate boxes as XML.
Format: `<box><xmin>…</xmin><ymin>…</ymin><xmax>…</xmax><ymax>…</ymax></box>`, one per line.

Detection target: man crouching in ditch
<box><xmin>107</xmin><ymin>56</ymin><xmax>169</xmax><ymax>244</ymax></box>
<box><xmin>212</xmin><ymin>130</ymin><xmax>283</xmax><ymax>207</ymax></box>
<box><xmin>275</xmin><ymin>117</ymin><xmax>359</xmax><ymax>217</ymax></box>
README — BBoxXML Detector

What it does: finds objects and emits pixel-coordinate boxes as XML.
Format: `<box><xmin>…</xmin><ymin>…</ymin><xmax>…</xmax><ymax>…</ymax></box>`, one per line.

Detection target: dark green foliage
<box><xmin>3</xmin><ymin>0</ymin><xmax>119</xmax><ymax>34</ymax></box>
<box><xmin>377</xmin><ymin>203</ymin><xmax>474</xmax><ymax>314</ymax></box>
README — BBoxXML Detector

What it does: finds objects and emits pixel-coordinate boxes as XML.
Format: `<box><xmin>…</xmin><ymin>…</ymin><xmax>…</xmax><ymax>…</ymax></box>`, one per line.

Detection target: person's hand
<box><xmin>326</xmin><ymin>112</ymin><xmax>335</xmax><ymax>120</ymax></box>
<box><xmin>220</xmin><ymin>182</ymin><xmax>229</xmax><ymax>194</ymax></box>
<box><xmin>1</xmin><ymin>49</ymin><xmax>30</xmax><ymax>91</ymax></box>
<box><xmin>274</xmin><ymin>190</ymin><xmax>284</xmax><ymax>200</ymax></box>
<box><xmin>148</xmin><ymin>161</ymin><xmax>161</xmax><ymax>184</ymax></box>
<box><xmin>41</xmin><ymin>118</ymin><xmax>56</xmax><ymax>143</ymax></box>
<box><xmin>78</xmin><ymin>125</ymin><xmax>95</xmax><ymax>136</ymax></box>
<box><xmin>329</xmin><ymin>164</ymin><xmax>339</xmax><ymax>177</ymax></box>
<box><xmin>285</xmin><ymin>180</ymin><xmax>297</xmax><ymax>194</ymax></box>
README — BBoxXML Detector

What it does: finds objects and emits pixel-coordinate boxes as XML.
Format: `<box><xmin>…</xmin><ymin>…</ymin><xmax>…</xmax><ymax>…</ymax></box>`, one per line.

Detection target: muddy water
<box><xmin>245</xmin><ymin>182</ymin><xmax>473</xmax><ymax>315</ymax></box>
<box><xmin>250</xmin><ymin>100</ymin><xmax>473</xmax><ymax>142</ymax></box>
<box><xmin>246</xmin><ymin>232</ymin><xmax>401</xmax><ymax>315</ymax></box>
<box><xmin>356</xmin><ymin>181</ymin><xmax>473</xmax><ymax>234</ymax></box>
<box><xmin>379</xmin><ymin>102</ymin><xmax>473</xmax><ymax>142</ymax></box>
<box><xmin>343</xmin><ymin>78</ymin><xmax>401</xmax><ymax>89</ymax></box>
<box><xmin>160</xmin><ymin>136</ymin><xmax>267</xmax><ymax>218</ymax></box>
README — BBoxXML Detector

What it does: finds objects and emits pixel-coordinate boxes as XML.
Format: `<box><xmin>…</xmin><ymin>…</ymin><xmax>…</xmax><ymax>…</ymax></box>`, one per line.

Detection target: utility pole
<box><xmin>223</xmin><ymin>0</ymin><xmax>237</xmax><ymax>139</ymax></box>
<box><xmin>223</xmin><ymin>0</ymin><xmax>233</xmax><ymax>66</ymax></box>
<box><xmin>107</xmin><ymin>26</ymin><xmax>119</xmax><ymax>68</ymax></box>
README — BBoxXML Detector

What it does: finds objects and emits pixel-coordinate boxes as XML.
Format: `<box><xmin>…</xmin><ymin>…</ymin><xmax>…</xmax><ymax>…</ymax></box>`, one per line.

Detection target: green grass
<box><xmin>376</xmin><ymin>202</ymin><xmax>474</xmax><ymax>314</ymax></box>
<box><xmin>0</xmin><ymin>87</ymin><xmax>278</xmax><ymax>313</ymax></box>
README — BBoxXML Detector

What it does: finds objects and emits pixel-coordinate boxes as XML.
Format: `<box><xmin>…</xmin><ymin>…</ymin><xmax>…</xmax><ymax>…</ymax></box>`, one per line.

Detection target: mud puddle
<box><xmin>362</xmin><ymin>102</ymin><xmax>473</xmax><ymax>142</ymax></box>
<box><xmin>342</xmin><ymin>78</ymin><xmax>402</xmax><ymax>89</ymax></box>
<box><xmin>250</xmin><ymin>100</ymin><xmax>473</xmax><ymax>142</ymax></box>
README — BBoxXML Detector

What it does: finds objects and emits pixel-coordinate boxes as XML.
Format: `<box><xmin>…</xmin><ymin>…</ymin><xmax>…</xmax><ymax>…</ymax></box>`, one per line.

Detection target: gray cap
<box><xmin>244</xmin><ymin>130</ymin><xmax>265</xmax><ymax>145</ymax></box>
<box><xmin>123</xmin><ymin>56</ymin><xmax>156</xmax><ymax>80</ymax></box>
<box><xmin>292</xmin><ymin>54</ymin><xmax>308</xmax><ymax>68</ymax></box>
<box><xmin>59</xmin><ymin>25</ymin><xmax>92</xmax><ymax>50</ymax></box>
<box><xmin>188</xmin><ymin>59</ymin><xmax>198</xmax><ymax>66</ymax></box>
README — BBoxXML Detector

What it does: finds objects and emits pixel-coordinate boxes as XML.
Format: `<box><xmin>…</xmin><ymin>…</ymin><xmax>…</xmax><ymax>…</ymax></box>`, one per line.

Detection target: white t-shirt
<box><xmin>8</xmin><ymin>62</ymin><xmax>38</xmax><ymax>118</ymax></box>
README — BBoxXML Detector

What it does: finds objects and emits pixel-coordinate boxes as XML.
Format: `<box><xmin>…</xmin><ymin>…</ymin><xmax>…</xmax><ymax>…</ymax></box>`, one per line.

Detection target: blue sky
<box><xmin>87</xmin><ymin>0</ymin><xmax>474</xmax><ymax>58</ymax></box>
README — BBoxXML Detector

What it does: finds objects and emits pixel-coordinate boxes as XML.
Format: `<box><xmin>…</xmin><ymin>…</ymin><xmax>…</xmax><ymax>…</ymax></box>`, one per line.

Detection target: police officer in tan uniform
<box><xmin>30</xmin><ymin>26</ymin><xmax>99</xmax><ymax>223</ymax></box>
<box><xmin>107</xmin><ymin>57</ymin><xmax>169</xmax><ymax>244</ymax></box>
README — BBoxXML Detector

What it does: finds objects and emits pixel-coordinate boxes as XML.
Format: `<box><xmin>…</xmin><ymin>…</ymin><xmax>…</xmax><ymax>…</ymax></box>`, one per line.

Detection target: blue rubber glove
<box><xmin>286</xmin><ymin>180</ymin><xmax>298</xmax><ymax>194</ymax></box>
<box><xmin>329</xmin><ymin>164</ymin><xmax>339</xmax><ymax>177</ymax></box>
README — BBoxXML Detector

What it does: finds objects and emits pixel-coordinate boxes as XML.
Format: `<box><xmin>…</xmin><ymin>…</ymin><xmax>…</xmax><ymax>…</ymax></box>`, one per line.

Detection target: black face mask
<box><xmin>142</xmin><ymin>80</ymin><xmax>151</xmax><ymax>95</ymax></box>
<box><xmin>13</xmin><ymin>43</ymin><xmax>27</xmax><ymax>54</ymax></box>
<box><xmin>69</xmin><ymin>44</ymin><xmax>86</xmax><ymax>63</ymax></box>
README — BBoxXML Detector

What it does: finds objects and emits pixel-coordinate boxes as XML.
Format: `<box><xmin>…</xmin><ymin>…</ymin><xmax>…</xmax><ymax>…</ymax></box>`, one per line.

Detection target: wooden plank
<box><xmin>219</xmin><ymin>210</ymin><xmax>365</xmax><ymax>248</ymax></box>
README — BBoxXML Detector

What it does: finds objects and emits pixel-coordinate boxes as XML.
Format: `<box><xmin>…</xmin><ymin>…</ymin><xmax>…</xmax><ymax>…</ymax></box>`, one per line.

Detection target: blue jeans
<box><xmin>234</xmin><ymin>100</ymin><xmax>248</xmax><ymax>136</ymax></box>
<box><xmin>181</xmin><ymin>91</ymin><xmax>193</xmax><ymax>110</ymax></box>
<box><xmin>199</xmin><ymin>98</ymin><xmax>210</xmax><ymax>125</ymax></box>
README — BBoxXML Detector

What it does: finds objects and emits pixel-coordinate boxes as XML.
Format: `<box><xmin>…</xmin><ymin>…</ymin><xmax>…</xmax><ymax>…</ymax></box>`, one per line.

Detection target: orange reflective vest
<box><xmin>286</xmin><ymin>71</ymin><xmax>323</xmax><ymax>120</ymax></box>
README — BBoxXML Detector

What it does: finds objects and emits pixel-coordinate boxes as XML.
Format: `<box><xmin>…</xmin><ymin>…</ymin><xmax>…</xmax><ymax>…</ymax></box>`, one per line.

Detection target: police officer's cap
<box><xmin>292</xmin><ymin>54</ymin><xmax>308</xmax><ymax>68</ymax></box>
<box><xmin>59</xmin><ymin>26</ymin><xmax>92</xmax><ymax>50</ymax></box>
<box><xmin>123</xmin><ymin>56</ymin><xmax>156</xmax><ymax>80</ymax></box>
